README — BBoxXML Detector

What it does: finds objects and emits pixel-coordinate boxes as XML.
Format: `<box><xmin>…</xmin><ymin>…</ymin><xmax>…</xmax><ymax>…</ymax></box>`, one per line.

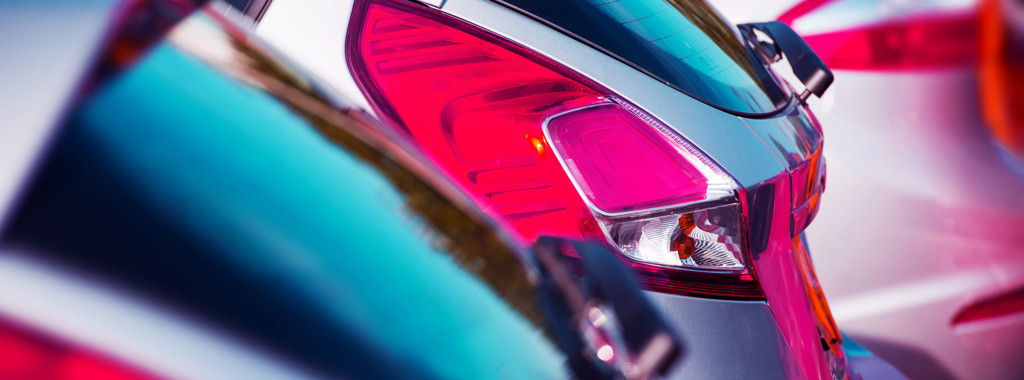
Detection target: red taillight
<box><xmin>546</xmin><ymin>103</ymin><xmax>733</xmax><ymax>214</ymax></box>
<box><xmin>780</xmin><ymin>0</ymin><xmax>978</xmax><ymax>70</ymax></box>
<box><xmin>347</xmin><ymin>0</ymin><xmax>761</xmax><ymax>299</ymax></box>
<box><xmin>952</xmin><ymin>287</ymin><xmax>1024</xmax><ymax>325</ymax></box>
<box><xmin>0</xmin><ymin>319</ymin><xmax>156</xmax><ymax>380</ymax></box>
<box><xmin>979</xmin><ymin>0</ymin><xmax>1024</xmax><ymax>156</ymax></box>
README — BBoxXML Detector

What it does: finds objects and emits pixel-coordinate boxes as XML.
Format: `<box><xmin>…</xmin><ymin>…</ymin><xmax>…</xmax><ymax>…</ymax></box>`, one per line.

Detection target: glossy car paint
<box><xmin>253</xmin><ymin>0</ymin><xmax>863</xmax><ymax>378</ymax></box>
<box><xmin>0</xmin><ymin>6</ymin><xmax>642</xmax><ymax>378</ymax></box>
<box><xmin>710</xmin><ymin>0</ymin><xmax>1024</xmax><ymax>378</ymax></box>
<box><xmin>644</xmin><ymin>291</ymin><xmax>802</xmax><ymax>378</ymax></box>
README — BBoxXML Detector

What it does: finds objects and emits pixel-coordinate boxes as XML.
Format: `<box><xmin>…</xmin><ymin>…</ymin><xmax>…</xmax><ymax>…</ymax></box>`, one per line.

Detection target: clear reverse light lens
<box><xmin>600</xmin><ymin>204</ymin><xmax>744</xmax><ymax>269</ymax></box>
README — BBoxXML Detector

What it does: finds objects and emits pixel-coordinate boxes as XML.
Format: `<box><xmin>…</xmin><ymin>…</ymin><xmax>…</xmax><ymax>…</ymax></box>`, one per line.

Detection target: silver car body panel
<box><xmin>646</xmin><ymin>292</ymin><xmax>801</xmax><ymax>379</ymax></box>
<box><xmin>740</xmin><ymin>103</ymin><xmax>823</xmax><ymax>170</ymax></box>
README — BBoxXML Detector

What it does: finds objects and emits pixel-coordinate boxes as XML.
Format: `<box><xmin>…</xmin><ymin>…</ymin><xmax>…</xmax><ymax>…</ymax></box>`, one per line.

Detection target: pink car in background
<box><xmin>711</xmin><ymin>0</ymin><xmax>1024</xmax><ymax>378</ymax></box>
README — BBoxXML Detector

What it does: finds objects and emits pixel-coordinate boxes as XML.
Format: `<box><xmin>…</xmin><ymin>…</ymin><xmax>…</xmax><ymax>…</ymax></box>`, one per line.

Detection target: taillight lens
<box><xmin>0</xmin><ymin>319</ymin><xmax>155</xmax><ymax>380</ymax></box>
<box><xmin>779</xmin><ymin>0</ymin><xmax>979</xmax><ymax>70</ymax></box>
<box><xmin>952</xmin><ymin>287</ymin><xmax>1024</xmax><ymax>325</ymax></box>
<box><xmin>601</xmin><ymin>204</ymin><xmax>745</xmax><ymax>269</ymax></box>
<box><xmin>347</xmin><ymin>0</ymin><xmax>760</xmax><ymax>299</ymax></box>
<box><xmin>545</xmin><ymin>103</ymin><xmax>736</xmax><ymax>214</ymax></box>
<box><xmin>979</xmin><ymin>0</ymin><xmax>1024</xmax><ymax>156</ymax></box>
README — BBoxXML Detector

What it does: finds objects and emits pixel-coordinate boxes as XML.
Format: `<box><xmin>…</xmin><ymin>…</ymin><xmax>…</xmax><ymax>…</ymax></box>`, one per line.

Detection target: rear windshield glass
<box><xmin>498</xmin><ymin>0</ymin><xmax>788</xmax><ymax>115</ymax></box>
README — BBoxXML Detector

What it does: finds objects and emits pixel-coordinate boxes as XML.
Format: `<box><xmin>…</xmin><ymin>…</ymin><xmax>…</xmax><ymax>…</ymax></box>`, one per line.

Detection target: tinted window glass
<box><xmin>222</xmin><ymin>0</ymin><xmax>249</xmax><ymax>9</ymax></box>
<box><xmin>1</xmin><ymin>23</ymin><xmax>570</xmax><ymax>379</ymax></box>
<box><xmin>499</xmin><ymin>0</ymin><xmax>788</xmax><ymax>114</ymax></box>
<box><xmin>221</xmin><ymin>0</ymin><xmax>272</xmax><ymax>22</ymax></box>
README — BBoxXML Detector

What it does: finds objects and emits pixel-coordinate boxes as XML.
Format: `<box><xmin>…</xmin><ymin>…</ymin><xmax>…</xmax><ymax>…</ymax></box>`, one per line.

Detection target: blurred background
<box><xmin>710</xmin><ymin>0</ymin><xmax>1024</xmax><ymax>378</ymax></box>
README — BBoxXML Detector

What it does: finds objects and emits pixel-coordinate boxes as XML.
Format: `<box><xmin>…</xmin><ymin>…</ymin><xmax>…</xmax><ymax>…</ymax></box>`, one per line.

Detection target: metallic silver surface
<box><xmin>644</xmin><ymin>291</ymin><xmax>802</xmax><ymax>379</ymax></box>
<box><xmin>410</xmin><ymin>0</ymin><xmax>445</xmax><ymax>8</ymax></box>
<box><xmin>740</xmin><ymin>102</ymin><xmax>823</xmax><ymax>170</ymax></box>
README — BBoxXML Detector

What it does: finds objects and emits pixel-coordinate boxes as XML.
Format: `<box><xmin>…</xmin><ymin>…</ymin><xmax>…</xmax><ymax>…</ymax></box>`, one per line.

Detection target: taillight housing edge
<box><xmin>345</xmin><ymin>0</ymin><xmax>764</xmax><ymax>300</ymax></box>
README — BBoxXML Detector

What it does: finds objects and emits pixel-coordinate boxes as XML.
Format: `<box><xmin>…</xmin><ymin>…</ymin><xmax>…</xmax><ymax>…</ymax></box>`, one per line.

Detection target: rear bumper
<box><xmin>847</xmin><ymin>355</ymin><xmax>906</xmax><ymax>380</ymax></box>
<box><xmin>648</xmin><ymin>291</ymin><xmax>907</xmax><ymax>379</ymax></box>
<box><xmin>645</xmin><ymin>291</ymin><xmax>801</xmax><ymax>378</ymax></box>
